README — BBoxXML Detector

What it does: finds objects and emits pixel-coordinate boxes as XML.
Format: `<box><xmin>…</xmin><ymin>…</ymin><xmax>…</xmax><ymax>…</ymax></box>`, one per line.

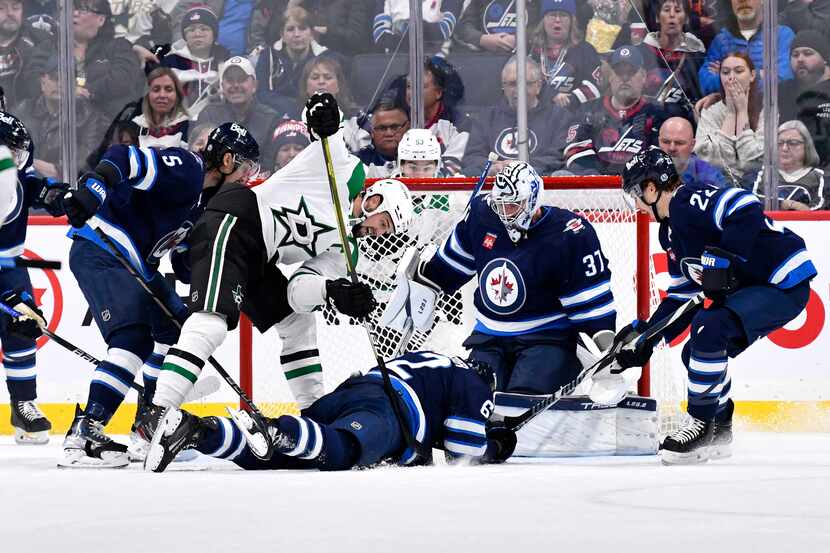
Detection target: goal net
<box><xmin>241</xmin><ymin>176</ymin><xmax>686</xmax><ymax>436</ymax></box>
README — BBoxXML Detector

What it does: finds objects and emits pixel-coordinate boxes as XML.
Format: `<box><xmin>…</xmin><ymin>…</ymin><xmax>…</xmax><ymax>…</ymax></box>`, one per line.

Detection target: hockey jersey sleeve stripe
<box><xmin>567</xmin><ymin>299</ymin><xmax>615</xmax><ymax>322</ymax></box>
<box><xmin>667</xmin><ymin>274</ymin><xmax>690</xmax><ymax>287</ymax></box>
<box><xmin>448</xmin><ymin>227</ymin><xmax>474</xmax><ymax>261</ymax></box>
<box><xmin>444</xmin><ymin>440</ymin><xmax>487</xmax><ymax>457</ymax></box>
<box><xmin>769</xmin><ymin>249</ymin><xmax>816</xmax><ymax>288</ymax></box>
<box><xmin>559</xmin><ymin>280</ymin><xmax>611</xmax><ymax>307</ymax></box>
<box><xmin>127</xmin><ymin>145</ymin><xmax>142</xmax><ymax>179</ymax></box>
<box><xmin>132</xmin><ymin>147</ymin><xmax>159</xmax><ymax>191</ymax></box>
<box><xmin>724</xmin><ymin>193</ymin><xmax>760</xmax><ymax>221</ymax></box>
<box><xmin>565</xmin><ymin>148</ymin><xmax>596</xmax><ymax>167</ymax></box>
<box><xmin>444</xmin><ymin>416</ymin><xmax>486</xmax><ymax>437</ymax></box>
<box><xmin>563</xmin><ymin>139</ymin><xmax>592</xmax><ymax>156</ymax></box>
<box><xmin>712</xmin><ymin>187</ymin><xmax>743</xmax><ymax>229</ymax></box>
<box><xmin>437</xmin><ymin>244</ymin><xmax>476</xmax><ymax>276</ymax></box>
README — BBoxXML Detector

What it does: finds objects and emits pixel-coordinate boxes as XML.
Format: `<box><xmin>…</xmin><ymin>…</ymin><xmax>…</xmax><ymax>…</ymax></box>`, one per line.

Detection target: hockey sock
<box><xmin>87</xmin><ymin>348</ymin><xmax>143</xmax><ymax>422</ymax></box>
<box><xmin>3</xmin><ymin>344</ymin><xmax>37</xmax><ymax>401</ymax></box>
<box><xmin>197</xmin><ymin>416</ymin><xmax>247</xmax><ymax>462</ymax></box>
<box><xmin>274</xmin><ymin>415</ymin><xmax>358</xmax><ymax>470</ymax></box>
<box><xmin>281</xmin><ymin>349</ymin><xmax>323</xmax><ymax>409</ymax></box>
<box><xmin>140</xmin><ymin>343</ymin><xmax>170</xmax><ymax>403</ymax></box>
<box><xmin>154</xmin><ymin>312</ymin><xmax>227</xmax><ymax>408</ymax></box>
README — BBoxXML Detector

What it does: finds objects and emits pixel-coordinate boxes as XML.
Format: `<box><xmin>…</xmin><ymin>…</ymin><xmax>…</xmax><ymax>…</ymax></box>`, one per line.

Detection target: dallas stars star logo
<box><xmin>271</xmin><ymin>196</ymin><xmax>335</xmax><ymax>257</ymax></box>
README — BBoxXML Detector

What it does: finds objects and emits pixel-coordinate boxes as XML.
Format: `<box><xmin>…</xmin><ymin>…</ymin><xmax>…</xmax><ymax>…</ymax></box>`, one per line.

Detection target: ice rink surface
<box><xmin>2</xmin><ymin>433</ymin><xmax>828</xmax><ymax>553</ymax></box>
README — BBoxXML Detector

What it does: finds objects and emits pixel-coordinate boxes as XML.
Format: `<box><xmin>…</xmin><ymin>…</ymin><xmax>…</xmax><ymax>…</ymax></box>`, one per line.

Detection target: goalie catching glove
<box><xmin>326</xmin><ymin>278</ymin><xmax>377</xmax><ymax>319</ymax></box>
<box><xmin>1</xmin><ymin>290</ymin><xmax>46</xmax><ymax>339</ymax></box>
<box><xmin>379</xmin><ymin>246</ymin><xmax>441</xmax><ymax>334</ymax></box>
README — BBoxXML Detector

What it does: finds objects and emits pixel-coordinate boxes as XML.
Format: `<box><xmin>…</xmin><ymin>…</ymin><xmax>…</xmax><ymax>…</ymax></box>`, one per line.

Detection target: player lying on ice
<box><xmin>614</xmin><ymin>147</ymin><xmax>817</xmax><ymax>464</ymax></box>
<box><xmin>143</xmin><ymin>351</ymin><xmax>517</xmax><ymax>473</ymax></box>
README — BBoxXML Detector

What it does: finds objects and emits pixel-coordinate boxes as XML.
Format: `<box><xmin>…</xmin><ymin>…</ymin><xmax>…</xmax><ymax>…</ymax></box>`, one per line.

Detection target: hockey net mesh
<box><xmin>247</xmin><ymin>177</ymin><xmax>686</xmax><ymax>436</ymax></box>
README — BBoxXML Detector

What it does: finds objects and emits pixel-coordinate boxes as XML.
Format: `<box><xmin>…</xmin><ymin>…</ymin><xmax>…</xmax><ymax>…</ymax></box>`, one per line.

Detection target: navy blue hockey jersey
<box><xmin>661</xmin><ymin>185</ymin><xmax>816</xmax><ymax>304</ymax></box>
<box><xmin>0</xmin><ymin>168</ymin><xmax>59</xmax><ymax>257</ymax></box>
<box><xmin>69</xmin><ymin>145</ymin><xmax>205</xmax><ymax>280</ymax></box>
<box><xmin>363</xmin><ymin>351</ymin><xmax>494</xmax><ymax>464</ymax></box>
<box><xmin>421</xmin><ymin>196</ymin><xmax>616</xmax><ymax>338</ymax></box>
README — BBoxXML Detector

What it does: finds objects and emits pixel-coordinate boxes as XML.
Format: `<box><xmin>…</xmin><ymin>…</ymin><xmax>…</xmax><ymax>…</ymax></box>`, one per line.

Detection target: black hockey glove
<box><xmin>63</xmin><ymin>172</ymin><xmax>108</xmax><ymax>228</ymax></box>
<box><xmin>304</xmin><ymin>92</ymin><xmax>340</xmax><ymax>140</ymax></box>
<box><xmin>35</xmin><ymin>179</ymin><xmax>69</xmax><ymax>217</ymax></box>
<box><xmin>482</xmin><ymin>424</ymin><xmax>517</xmax><ymax>464</ymax></box>
<box><xmin>701</xmin><ymin>246</ymin><xmax>740</xmax><ymax>303</ymax></box>
<box><xmin>0</xmin><ymin>290</ymin><xmax>45</xmax><ymax>339</ymax></box>
<box><xmin>613</xmin><ymin>320</ymin><xmax>655</xmax><ymax>370</ymax></box>
<box><xmin>326</xmin><ymin>278</ymin><xmax>377</xmax><ymax>319</ymax></box>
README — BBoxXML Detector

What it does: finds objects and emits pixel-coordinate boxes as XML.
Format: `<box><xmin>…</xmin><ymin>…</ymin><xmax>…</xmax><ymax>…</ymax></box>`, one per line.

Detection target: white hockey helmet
<box><xmin>488</xmin><ymin>162</ymin><xmax>543</xmax><ymax>243</ymax></box>
<box><xmin>361</xmin><ymin>178</ymin><xmax>414</xmax><ymax>234</ymax></box>
<box><xmin>397</xmin><ymin>128</ymin><xmax>441</xmax><ymax>177</ymax></box>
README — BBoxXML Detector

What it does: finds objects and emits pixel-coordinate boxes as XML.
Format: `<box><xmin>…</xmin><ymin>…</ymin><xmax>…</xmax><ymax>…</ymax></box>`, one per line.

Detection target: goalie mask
<box><xmin>0</xmin><ymin>111</ymin><xmax>32</xmax><ymax>170</ymax></box>
<box><xmin>397</xmin><ymin>128</ymin><xmax>441</xmax><ymax>178</ymax></box>
<box><xmin>353</xmin><ymin>178</ymin><xmax>414</xmax><ymax>237</ymax></box>
<box><xmin>488</xmin><ymin>162</ymin><xmax>542</xmax><ymax>243</ymax></box>
<box><xmin>621</xmin><ymin>147</ymin><xmax>678</xmax><ymax>222</ymax></box>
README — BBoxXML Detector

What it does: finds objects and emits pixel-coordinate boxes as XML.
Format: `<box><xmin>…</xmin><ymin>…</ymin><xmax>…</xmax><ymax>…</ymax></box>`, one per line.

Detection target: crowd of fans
<box><xmin>2</xmin><ymin>0</ymin><xmax>829</xmax><ymax>209</ymax></box>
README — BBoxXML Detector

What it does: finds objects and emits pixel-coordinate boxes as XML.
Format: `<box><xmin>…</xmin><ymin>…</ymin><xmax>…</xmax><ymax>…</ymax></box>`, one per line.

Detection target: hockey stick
<box><xmin>503</xmin><ymin>292</ymin><xmax>705</xmax><ymax>432</ymax></box>
<box><xmin>91</xmin><ymin>229</ymin><xmax>275</xmax><ymax>456</ymax></box>
<box><xmin>319</xmin><ymin>135</ymin><xmax>432</xmax><ymax>463</ymax></box>
<box><xmin>0</xmin><ymin>258</ymin><xmax>62</xmax><ymax>270</ymax></box>
<box><xmin>466</xmin><ymin>152</ymin><xmax>499</xmax><ymax>210</ymax></box>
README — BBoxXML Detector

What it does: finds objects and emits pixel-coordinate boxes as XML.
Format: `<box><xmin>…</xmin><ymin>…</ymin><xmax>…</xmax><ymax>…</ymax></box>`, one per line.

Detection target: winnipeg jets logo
<box><xmin>272</xmin><ymin>196</ymin><xmax>335</xmax><ymax>257</ymax></box>
<box><xmin>495</xmin><ymin>128</ymin><xmax>539</xmax><ymax>158</ymax></box>
<box><xmin>479</xmin><ymin>258</ymin><xmax>526</xmax><ymax>315</ymax></box>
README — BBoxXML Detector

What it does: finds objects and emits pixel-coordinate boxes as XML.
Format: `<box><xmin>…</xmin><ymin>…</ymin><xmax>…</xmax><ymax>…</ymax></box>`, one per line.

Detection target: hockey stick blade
<box><xmin>184</xmin><ymin>375</ymin><xmax>221</xmax><ymax>403</ymax></box>
<box><xmin>503</xmin><ymin>293</ymin><xmax>705</xmax><ymax>431</ymax></box>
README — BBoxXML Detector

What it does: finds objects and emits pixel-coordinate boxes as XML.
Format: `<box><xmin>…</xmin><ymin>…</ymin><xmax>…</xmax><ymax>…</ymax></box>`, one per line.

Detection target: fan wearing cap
<box><xmin>197</xmin><ymin>55</ymin><xmax>282</xmax><ymax>161</ymax></box>
<box><xmin>619</xmin><ymin>147</ymin><xmax>816</xmax><ymax>465</ymax></box>
<box><xmin>563</xmin><ymin>44</ymin><xmax>687</xmax><ymax>176</ymax></box>
<box><xmin>268</xmin><ymin>118</ymin><xmax>310</xmax><ymax>173</ymax></box>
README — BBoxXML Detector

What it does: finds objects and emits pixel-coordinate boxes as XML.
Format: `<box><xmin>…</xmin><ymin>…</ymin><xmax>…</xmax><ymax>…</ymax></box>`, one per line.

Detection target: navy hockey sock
<box><xmin>4</xmin><ymin>345</ymin><xmax>37</xmax><ymax>401</ymax></box>
<box><xmin>275</xmin><ymin>415</ymin><xmax>358</xmax><ymax>471</ymax></box>
<box><xmin>87</xmin><ymin>360</ymin><xmax>138</xmax><ymax>422</ymax></box>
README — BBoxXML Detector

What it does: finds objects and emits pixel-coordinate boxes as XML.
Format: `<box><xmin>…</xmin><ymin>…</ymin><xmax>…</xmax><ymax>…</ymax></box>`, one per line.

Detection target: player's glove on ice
<box><xmin>63</xmin><ymin>172</ymin><xmax>108</xmax><ymax>228</ymax></box>
<box><xmin>326</xmin><ymin>278</ymin><xmax>377</xmax><ymax>318</ymax></box>
<box><xmin>305</xmin><ymin>92</ymin><xmax>340</xmax><ymax>140</ymax></box>
<box><xmin>1</xmin><ymin>290</ymin><xmax>45</xmax><ymax>339</ymax></box>
<box><xmin>701</xmin><ymin>246</ymin><xmax>739</xmax><ymax>303</ymax></box>
<box><xmin>482</xmin><ymin>424</ymin><xmax>517</xmax><ymax>464</ymax></box>
<box><xmin>613</xmin><ymin>320</ymin><xmax>654</xmax><ymax>370</ymax></box>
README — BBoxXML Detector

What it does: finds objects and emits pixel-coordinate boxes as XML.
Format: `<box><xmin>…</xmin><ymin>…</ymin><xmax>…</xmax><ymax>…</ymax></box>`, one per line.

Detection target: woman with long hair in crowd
<box><xmin>131</xmin><ymin>67</ymin><xmax>191</xmax><ymax>148</ymax></box>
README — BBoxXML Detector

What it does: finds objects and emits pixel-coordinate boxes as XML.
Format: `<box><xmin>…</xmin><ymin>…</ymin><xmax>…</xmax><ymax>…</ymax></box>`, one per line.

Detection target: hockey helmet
<box><xmin>0</xmin><ymin>111</ymin><xmax>32</xmax><ymax>170</ymax></box>
<box><xmin>202</xmin><ymin>121</ymin><xmax>261</xmax><ymax>177</ymax></box>
<box><xmin>397</xmin><ymin>129</ymin><xmax>441</xmax><ymax>177</ymax></box>
<box><xmin>488</xmin><ymin>162</ymin><xmax>543</xmax><ymax>243</ymax></box>
<box><xmin>622</xmin><ymin>147</ymin><xmax>679</xmax><ymax>203</ymax></box>
<box><xmin>360</xmin><ymin>178</ymin><xmax>414</xmax><ymax>234</ymax></box>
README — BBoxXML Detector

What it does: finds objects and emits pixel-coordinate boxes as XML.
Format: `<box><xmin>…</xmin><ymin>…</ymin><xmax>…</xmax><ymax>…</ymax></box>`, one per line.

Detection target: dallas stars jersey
<box><xmin>421</xmin><ymin>196</ymin><xmax>616</xmax><ymax>338</ymax></box>
<box><xmin>69</xmin><ymin>145</ymin><xmax>206</xmax><ymax>281</ymax></box>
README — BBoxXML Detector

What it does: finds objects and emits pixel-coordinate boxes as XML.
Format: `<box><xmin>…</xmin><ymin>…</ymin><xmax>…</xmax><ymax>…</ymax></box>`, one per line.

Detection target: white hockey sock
<box><xmin>154</xmin><ymin>312</ymin><xmax>227</xmax><ymax>409</ymax></box>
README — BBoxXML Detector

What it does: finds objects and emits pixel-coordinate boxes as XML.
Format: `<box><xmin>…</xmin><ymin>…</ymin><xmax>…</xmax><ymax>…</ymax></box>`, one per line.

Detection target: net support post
<box><xmin>240</xmin><ymin>314</ymin><xmax>253</xmax><ymax>409</ymax></box>
<box><xmin>636</xmin><ymin>210</ymin><xmax>651</xmax><ymax>396</ymax></box>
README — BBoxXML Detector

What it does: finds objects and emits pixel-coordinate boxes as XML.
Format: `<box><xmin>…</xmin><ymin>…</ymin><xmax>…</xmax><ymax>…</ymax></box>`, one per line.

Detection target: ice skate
<box><xmin>10</xmin><ymin>400</ymin><xmax>51</xmax><ymax>445</ymax></box>
<box><xmin>659</xmin><ymin>416</ymin><xmax>714</xmax><ymax>465</ymax></box>
<box><xmin>227</xmin><ymin>408</ymin><xmax>285</xmax><ymax>459</ymax></box>
<box><xmin>711</xmin><ymin>400</ymin><xmax>734</xmax><ymax>460</ymax></box>
<box><xmin>57</xmin><ymin>404</ymin><xmax>128</xmax><ymax>468</ymax></box>
<box><xmin>144</xmin><ymin>408</ymin><xmax>208</xmax><ymax>473</ymax></box>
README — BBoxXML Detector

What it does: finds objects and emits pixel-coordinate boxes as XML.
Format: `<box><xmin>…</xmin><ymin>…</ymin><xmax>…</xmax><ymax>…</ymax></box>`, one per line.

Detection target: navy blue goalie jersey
<box><xmin>420</xmin><ymin>196</ymin><xmax>616</xmax><ymax>338</ymax></box>
<box><xmin>362</xmin><ymin>351</ymin><xmax>495</xmax><ymax>465</ymax></box>
<box><xmin>662</xmin><ymin>185</ymin><xmax>817</xmax><ymax>303</ymax></box>
<box><xmin>69</xmin><ymin>145</ymin><xmax>206</xmax><ymax>280</ymax></box>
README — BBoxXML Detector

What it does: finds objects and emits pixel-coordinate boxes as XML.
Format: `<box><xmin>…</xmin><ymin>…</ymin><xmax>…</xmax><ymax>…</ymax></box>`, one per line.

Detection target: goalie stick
<box><xmin>320</xmin><ymin>135</ymin><xmax>432</xmax><ymax>464</ymax></box>
<box><xmin>0</xmin><ymin>299</ymin><xmax>220</xmax><ymax>402</ymax></box>
<box><xmin>503</xmin><ymin>292</ymin><xmax>705</xmax><ymax>432</ymax></box>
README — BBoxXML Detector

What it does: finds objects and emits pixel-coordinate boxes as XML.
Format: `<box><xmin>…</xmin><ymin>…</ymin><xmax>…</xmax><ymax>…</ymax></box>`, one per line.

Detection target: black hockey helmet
<box><xmin>0</xmin><ymin>111</ymin><xmax>32</xmax><ymax>170</ymax></box>
<box><xmin>622</xmin><ymin>146</ymin><xmax>679</xmax><ymax>201</ymax></box>
<box><xmin>202</xmin><ymin>121</ymin><xmax>261</xmax><ymax>176</ymax></box>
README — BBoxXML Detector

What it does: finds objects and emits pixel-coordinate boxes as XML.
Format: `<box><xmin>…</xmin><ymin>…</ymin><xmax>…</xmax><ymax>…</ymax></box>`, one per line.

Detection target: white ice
<box><xmin>2</xmin><ymin>433</ymin><xmax>829</xmax><ymax>553</ymax></box>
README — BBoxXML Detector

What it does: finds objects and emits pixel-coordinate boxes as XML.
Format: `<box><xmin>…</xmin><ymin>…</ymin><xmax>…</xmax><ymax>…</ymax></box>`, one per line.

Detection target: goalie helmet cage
<box><xmin>237</xmin><ymin>176</ymin><xmax>686</xmax><ymax>436</ymax></box>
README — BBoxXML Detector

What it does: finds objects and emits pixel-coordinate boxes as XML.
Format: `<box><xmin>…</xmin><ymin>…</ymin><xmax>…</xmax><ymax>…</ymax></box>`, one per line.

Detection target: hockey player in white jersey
<box><xmin>138</xmin><ymin>94</ymin><xmax>414</xmax><ymax>462</ymax></box>
<box><xmin>395</xmin><ymin>129</ymin><xmax>444</xmax><ymax>178</ymax></box>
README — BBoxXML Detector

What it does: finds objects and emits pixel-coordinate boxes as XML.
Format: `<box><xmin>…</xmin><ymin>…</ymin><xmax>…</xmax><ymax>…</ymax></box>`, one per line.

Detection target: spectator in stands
<box><xmin>659</xmin><ymin>116</ymin><xmax>730</xmax><ymax>188</ymax></box>
<box><xmin>645</xmin><ymin>0</ymin><xmax>719</xmax><ymax>47</ymax></box>
<box><xmin>198</xmin><ymin>55</ymin><xmax>282</xmax><ymax>159</ymax></box>
<box><xmin>254</xmin><ymin>6</ymin><xmax>328</xmax><ymax>112</ymax></box>
<box><xmin>742</xmin><ymin>120</ymin><xmax>829</xmax><ymax>210</ymax></box>
<box><xmin>112</xmin><ymin>0</ymin><xmax>172</xmax><ymax>67</ymax></box>
<box><xmin>697</xmin><ymin>0</ymin><xmax>795</xmax><ymax>96</ymax></box>
<box><xmin>0</xmin><ymin>0</ymin><xmax>51</xmax><ymax>110</ymax></box>
<box><xmin>188</xmin><ymin>123</ymin><xmax>215</xmax><ymax>153</ymax></box>
<box><xmin>563</xmin><ymin>45</ymin><xmax>681</xmax><ymax>175</ymax></box>
<box><xmin>215</xmin><ymin>0</ymin><xmax>257</xmax><ymax>56</ymax></box>
<box><xmin>454</xmin><ymin>0</ymin><xmax>542</xmax><ymax>53</ymax></box>
<box><xmin>30</xmin><ymin>0</ymin><xmax>142</xmax><ymax>121</ymax></box>
<box><xmin>15</xmin><ymin>53</ymin><xmax>105</xmax><ymax>179</ymax></box>
<box><xmin>356</xmin><ymin>98</ymin><xmax>410</xmax><ymax>178</ymax></box>
<box><xmin>641</xmin><ymin>0</ymin><xmax>706</xmax><ymax>106</ymax></box>
<box><xmin>463</xmin><ymin>57</ymin><xmax>568</xmax><ymax>176</ymax></box>
<box><xmin>157</xmin><ymin>5</ymin><xmax>229</xmax><ymax>119</ymax></box>
<box><xmin>267</xmin><ymin>118</ymin><xmax>310</xmax><ymax>174</ymax></box>
<box><xmin>779</xmin><ymin>30</ymin><xmax>830</xmax><ymax>167</ymax></box>
<box><xmin>694</xmin><ymin>51</ymin><xmax>763</xmax><ymax>181</ymax></box>
<box><xmin>781</xmin><ymin>0</ymin><xmax>830</xmax><ymax>36</ymax></box>
<box><xmin>131</xmin><ymin>67</ymin><xmax>191</xmax><ymax>148</ymax></box>
<box><xmin>372</xmin><ymin>0</ymin><xmax>463</xmax><ymax>56</ymax></box>
<box><xmin>529</xmin><ymin>0</ymin><xmax>602</xmax><ymax>111</ymax></box>
<box><xmin>298</xmin><ymin>56</ymin><xmax>358</xmax><ymax>117</ymax></box>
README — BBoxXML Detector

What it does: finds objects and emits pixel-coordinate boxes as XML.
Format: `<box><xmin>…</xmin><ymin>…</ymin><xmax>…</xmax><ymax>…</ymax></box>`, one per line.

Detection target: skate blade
<box><xmin>14</xmin><ymin>428</ymin><xmax>50</xmax><ymax>445</ymax></box>
<box><xmin>709</xmin><ymin>443</ymin><xmax>733</xmax><ymax>460</ymax></box>
<box><xmin>144</xmin><ymin>407</ymin><xmax>180</xmax><ymax>473</ymax></box>
<box><xmin>226</xmin><ymin>407</ymin><xmax>269</xmax><ymax>458</ymax></box>
<box><xmin>57</xmin><ymin>448</ymin><xmax>129</xmax><ymax>469</ymax></box>
<box><xmin>659</xmin><ymin>448</ymin><xmax>711</xmax><ymax>466</ymax></box>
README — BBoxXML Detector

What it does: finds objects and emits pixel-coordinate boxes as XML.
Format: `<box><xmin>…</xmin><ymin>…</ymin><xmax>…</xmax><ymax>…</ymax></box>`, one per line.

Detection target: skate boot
<box><xmin>711</xmin><ymin>399</ymin><xmax>734</xmax><ymax>460</ymax></box>
<box><xmin>145</xmin><ymin>408</ymin><xmax>209</xmax><ymax>473</ymax></box>
<box><xmin>10</xmin><ymin>400</ymin><xmax>52</xmax><ymax>445</ymax></box>
<box><xmin>659</xmin><ymin>416</ymin><xmax>714</xmax><ymax>465</ymax></box>
<box><xmin>127</xmin><ymin>393</ymin><xmax>153</xmax><ymax>462</ymax></box>
<box><xmin>227</xmin><ymin>408</ymin><xmax>284</xmax><ymax>459</ymax></box>
<box><xmin>57</xmin><ymin>404</ymin><xmax>129</xmax><ymax>468</ymax></box>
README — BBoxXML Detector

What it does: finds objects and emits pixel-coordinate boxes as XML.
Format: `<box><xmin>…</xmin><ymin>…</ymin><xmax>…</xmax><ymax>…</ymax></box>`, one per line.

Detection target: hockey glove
<box><xmin>304</xmin><ymin>92</ymin><xmax>341</xmax><ymax>140</ymax></box>
<box><xmin>326</xmin><ymin>278</ymin><xmax>377</xmax><ymax>319</ymax></box>
<box><xmin>613</xmin><ymin>320</ymin><xmax>655</xmax><ymax>370</ymax></box>
<box><xmin>63</xmin><ymin>172</ymin><xmax>108</xmax><ymax>228</ymax></box>
<box><xmin>482</xmin><ymin>424</ymin><xmax>517</xmax><ymax>464</ymax></box>
<box><xmin>701</xmin><ymin>246</ymin><xmax>740</xmax><ymax>303</ymax></box>
<box><xmin>34</xmin><ymin>178</ymin><xmax>69</xmax><ymax>217</ymax></box>
<box><xmin>0</xmin><ymin>290</ymin><xmax>46</xmax><ymax>339</ymax></box>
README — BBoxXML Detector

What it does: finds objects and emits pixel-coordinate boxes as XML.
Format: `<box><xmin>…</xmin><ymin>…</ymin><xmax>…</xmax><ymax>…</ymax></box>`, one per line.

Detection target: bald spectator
<box><xmin>659</xmin><ymin>117</ymin><xmax>730</xmax><ymax>189</ymax></box>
